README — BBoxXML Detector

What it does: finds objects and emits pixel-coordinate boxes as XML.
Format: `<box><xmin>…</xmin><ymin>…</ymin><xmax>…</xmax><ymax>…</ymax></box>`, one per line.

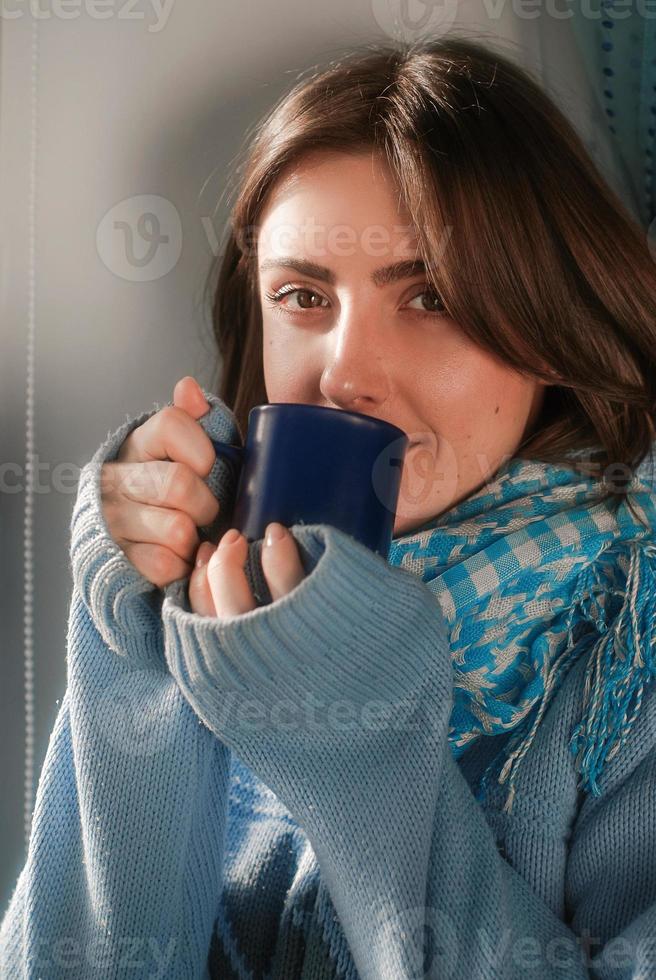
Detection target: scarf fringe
<box><xmin>493</xmin><ymin>540</ymin><xmax>656</xmax><ymax>815</ymax></box>
<box><xmin>568</xmin><ymin>541</ymin><xmax>656</xmax><ymax>794</ymax></box>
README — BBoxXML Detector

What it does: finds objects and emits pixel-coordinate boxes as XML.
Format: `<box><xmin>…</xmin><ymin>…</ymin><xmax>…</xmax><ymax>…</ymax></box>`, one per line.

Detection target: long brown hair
<box><xmin>203</xmin><ymin>34</ymin><xmax>656</xmax><ymax>510</ymax></box>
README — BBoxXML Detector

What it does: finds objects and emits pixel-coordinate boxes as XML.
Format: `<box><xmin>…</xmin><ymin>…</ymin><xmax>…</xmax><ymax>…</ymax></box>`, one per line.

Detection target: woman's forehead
<box><xmin>258</xmin><ymin>149</ymin><xmax>407</xmax><ymax>223</ymax></box>
<box><xmin>255</xmin><ymin>172</ymin><xmax>420</xmax><ymax>274</ymax></box>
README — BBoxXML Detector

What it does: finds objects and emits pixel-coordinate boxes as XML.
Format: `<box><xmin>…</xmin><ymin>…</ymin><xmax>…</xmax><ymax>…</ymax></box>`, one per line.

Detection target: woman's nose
<box><xmin>318</xmin><ymin>314</ymin><xmax>390</xmax><ymax>412</ymax></box>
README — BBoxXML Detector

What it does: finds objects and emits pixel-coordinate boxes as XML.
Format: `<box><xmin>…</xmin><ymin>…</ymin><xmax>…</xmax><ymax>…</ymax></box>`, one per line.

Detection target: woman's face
<box><xmin>256</xmin><ymin>149</ymin><xmax>547</xmax><ymax>536</ymax></box>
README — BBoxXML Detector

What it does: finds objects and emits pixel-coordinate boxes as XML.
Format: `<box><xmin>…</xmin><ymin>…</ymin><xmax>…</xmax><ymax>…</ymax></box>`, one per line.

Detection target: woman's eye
<box><xmin>263</xmin><ymin>283</ymin><xmax>446</xmax><ymax>317</ymax></box>
<box><xmin>264</xmin><ymin>286</ymin><xmax>329</xmax><ymax>311</ymax></box>
<box><xmin>406</xmin><ymin>288</ymin><xmax>446</xmax><ymax>315</ymax></box>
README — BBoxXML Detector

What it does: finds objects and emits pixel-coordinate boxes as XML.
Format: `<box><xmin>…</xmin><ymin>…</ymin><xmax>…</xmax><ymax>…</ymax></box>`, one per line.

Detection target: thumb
<box><xmin>172</xmin><ymin>375</ymin><xmax>210</xmax><ymax>420</ymax></box>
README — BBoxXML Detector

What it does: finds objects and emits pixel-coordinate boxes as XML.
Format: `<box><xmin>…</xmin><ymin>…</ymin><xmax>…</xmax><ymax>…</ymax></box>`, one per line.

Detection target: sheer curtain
<box><xmin>570</xmin><ymin>0</ymin><xmax>656</xmax><ymax>232</ymax></box>
<box><xmin>442</xmin><ymin>1</ymin><xmax>653</xmax><ymax>231</ymax></box>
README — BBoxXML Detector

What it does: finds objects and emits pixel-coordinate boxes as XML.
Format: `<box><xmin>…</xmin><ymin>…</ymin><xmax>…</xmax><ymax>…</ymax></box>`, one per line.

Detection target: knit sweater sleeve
<box><xmin>67</xmin><ymin>390</ymin><xmax>241</xmax><ymax>660</ymax></box>
<box><xmin>0</xmin><ymin>394</ymin><xmax>243</xmax><ymax>979</ymax></box>
<box><xmin>160</xmin><ymin>521</ymin><xmax>654</xmax><ymax>980</ymax></box>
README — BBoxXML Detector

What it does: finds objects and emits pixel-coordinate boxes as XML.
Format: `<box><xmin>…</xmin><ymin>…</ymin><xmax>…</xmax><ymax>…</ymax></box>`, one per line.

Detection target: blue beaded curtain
<box><xmin>570</xmin><ymin>0</ymin><xmax>655</xmax><ymax>232</ymax></box>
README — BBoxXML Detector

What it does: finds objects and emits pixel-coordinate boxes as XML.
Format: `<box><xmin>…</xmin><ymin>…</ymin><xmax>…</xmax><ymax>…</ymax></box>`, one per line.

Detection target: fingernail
<box><xmin>265</xmin><ymin>522</ymin><xmax>286</xmax><ymax>546</ymax></box>
<box><xmin>220</xmin><ymin>528</ymin><xmax>241</xmax><ymax>547</ymax></box>
<box><xmin>195</xmin><ymin>542</ymin><xmax>213</xmax><ymax>569</ymax></box>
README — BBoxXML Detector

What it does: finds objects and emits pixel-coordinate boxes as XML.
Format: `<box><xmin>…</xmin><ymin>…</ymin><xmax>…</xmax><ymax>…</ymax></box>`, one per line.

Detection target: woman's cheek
<box><xmin>262</xmin><ymin>331</ymin><xmax>309</xmax><ymax>402</ymax></box>
<box><xmin>396</xmin><ymin>436</ymin><xmax>461</xmax><ymax>520</ymax></box>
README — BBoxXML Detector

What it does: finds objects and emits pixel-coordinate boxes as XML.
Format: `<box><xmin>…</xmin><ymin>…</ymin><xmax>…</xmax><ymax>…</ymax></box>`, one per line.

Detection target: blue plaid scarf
<box><xmin>387</xmin><ymin>445</ymin><xmax>656</xmax><ymax>815</ymax></box>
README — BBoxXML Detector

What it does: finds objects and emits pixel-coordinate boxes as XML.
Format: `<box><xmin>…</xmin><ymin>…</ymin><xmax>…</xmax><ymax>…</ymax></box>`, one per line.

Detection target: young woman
<box><xmin>3</xmin><ymin>35</ymin><xmax>656</xmax><ymax>980</ymax></box>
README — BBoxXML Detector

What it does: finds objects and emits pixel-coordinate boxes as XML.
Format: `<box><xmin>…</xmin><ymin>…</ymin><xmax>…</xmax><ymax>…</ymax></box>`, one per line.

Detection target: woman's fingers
<box><xmin>172</xmin><ymin>375</ymin><xmax>211</xmax><ymax>418</ymax></box>
<box><xmin>103</xmin><ymin>459</ymin><xmax>220</xmax><ymax>528</ymax></box>
<box><xmin>117</xmin><ymin>403</ymin><xmax>216</xmax><ymax>478</ymax></box>
<box><xmin>99</xmin><ymin>375</ymin><xmax>221</xmax><ymax>589</ymax></box>
<box><xmin>188</xmin><ymin>542</ymin><xmax>218</xmax><ymax>616</ymax></box>
<box><xmin>121</xmin><ymin>542</ymin><xmax>192</xmax><ymax>590</ymax></box>
<box><xmin>260</xmin><ymin>523</ymin><xmax>306</xmax><ymax>601</ymax></box>
<box><xmin>197</xmin><ymin>524</ymin><xmax>307</xmax><ymax>620</ymax></box>
<box><xmin>206</xmin><ymin>530</ymin><xmax>258</xmax><ymax>618</ymax></box>
<box><xmin>102</xmin><ymin>497</ymin><xmax>200</xmax><ymax>563</ymax></box>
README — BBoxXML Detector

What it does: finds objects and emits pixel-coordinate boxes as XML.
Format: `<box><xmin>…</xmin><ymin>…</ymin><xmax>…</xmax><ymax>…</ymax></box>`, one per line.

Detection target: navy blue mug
<box><xmin>210</xmin><ymin>403</ymin><xmax>409</xmax><ymax>559</ymax></box>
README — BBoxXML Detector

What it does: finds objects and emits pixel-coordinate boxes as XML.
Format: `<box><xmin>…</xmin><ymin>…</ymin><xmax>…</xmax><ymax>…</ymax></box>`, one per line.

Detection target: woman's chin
<box><xmin>392</xmin><ymin>513</ymin><xmax>415</xmax><ymax>537</ymax></box>
<box><xmin>393</xmin><ymin>507</ymin><xmax>445</xmax><ymax>538</ymax></box>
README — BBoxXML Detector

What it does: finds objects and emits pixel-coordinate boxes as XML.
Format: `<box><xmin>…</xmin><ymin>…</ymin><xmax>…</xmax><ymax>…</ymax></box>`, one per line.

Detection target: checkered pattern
<box><xmin>387</xmin><ymin>448</ymin><xmax>656</xmax><ymax>811</ymax></box>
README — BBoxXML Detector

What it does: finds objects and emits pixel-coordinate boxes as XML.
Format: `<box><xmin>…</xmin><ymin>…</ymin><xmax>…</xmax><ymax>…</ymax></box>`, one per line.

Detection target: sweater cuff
<box><xmin>161</xmin><ymin>522</ymin><xmax>453</xmax><ymax>734</ymax></box>
<box><xmin>69</xmin><ymin>390</ymin><xmax>242</xmax><ymax>658</ymax></box>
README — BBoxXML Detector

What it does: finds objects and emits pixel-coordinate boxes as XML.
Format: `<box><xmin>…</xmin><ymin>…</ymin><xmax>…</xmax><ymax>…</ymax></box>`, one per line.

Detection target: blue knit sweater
<box><xmin>2</xmin><ymin>392</ymin><xmax>656</xmax><ymax>979</ymax></box>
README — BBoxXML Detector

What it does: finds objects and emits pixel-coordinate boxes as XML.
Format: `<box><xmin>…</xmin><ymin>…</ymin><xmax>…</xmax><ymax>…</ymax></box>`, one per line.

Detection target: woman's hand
<box><xmin>100</xmin><ymin>375</ymin><xmax>221</xmax><ymax>588</ymax></box>
<box><xmin>188</xmin><ymin>523</ymin><xmax>307</xmax><ymax>617</ymax></box>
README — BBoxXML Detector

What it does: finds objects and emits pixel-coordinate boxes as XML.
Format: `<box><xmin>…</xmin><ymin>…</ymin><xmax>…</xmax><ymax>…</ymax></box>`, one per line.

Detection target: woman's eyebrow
<box><xmin>258</xmin><ymin>257</ymin><xmax>427</xmax><ymax>287</ymax></box>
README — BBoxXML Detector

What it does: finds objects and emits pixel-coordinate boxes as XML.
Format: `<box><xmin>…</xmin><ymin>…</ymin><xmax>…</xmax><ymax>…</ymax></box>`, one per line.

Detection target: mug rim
<box><xmin>248</xmin><ymin>402</ymin><xmax>408</xmax><ymax>441</ymax></box>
